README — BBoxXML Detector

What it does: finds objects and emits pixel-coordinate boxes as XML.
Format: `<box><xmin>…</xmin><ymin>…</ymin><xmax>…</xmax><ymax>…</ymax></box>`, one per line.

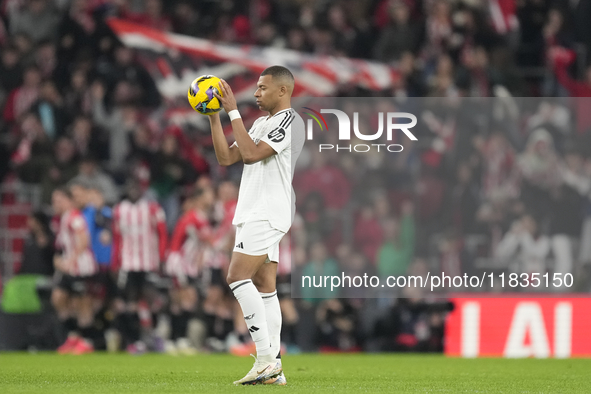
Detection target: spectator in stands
<box><xmin>90</xmin><ymin>80</ymin><xmax>139</xmax><ymax>173</ymax></box>
<box><xmin>11</xmin><ymin>32</ymin><xmax>34</xmax><ymax>64</ymax></box>
<box><xmin>171</xmin><ymin>1</ymin><xmax>202</xmax><ymax>37</ymax></box>
<box><xmin>354</xmin><ymin>203</ymin><xmax>384</xmax><ymax>265</ymax></box>
<box><xmin>120</xmin><ymin>0</ymin><xmax>172</xmax><ymax>32</ymax></box>
<box><xmin>495</xmin><ymin>214</ymin><xmax>550</xmax><ymax>276</ymax></box>
<box><xmin>11</xmin><ymin>111</ymin><xmax>52</xmax><ymax>172</ymax></box>
<box><xmin>372</xmin><ymin>295</ymin><xmax>447</xmax><ymax>352</ymax></box>
<box><xmin>40</xmin><ymin>136</ymin><xmax>79</xmax><ymax>204</ymax></box>
<box><xmin>316</xmin><ymin>298</ymin><xmax>362</xmax><ymax>352</ymax></box>
<box><xmin>547</xmin><ymin>147</ymin><xmax>588</xmax><ymax>283</ymax></box>
<box><xmin>71</xmin><ymin>155</ymin><xmax>118</xmax><ymax>208</ymax></box>
<box><xmin>30</xmin><ymin>80</ymin><xmax>67</xmax><ymax>140</ymax></box>
<box><xmin>480</xmin><ymin>131</ymin><xmax>519</xmax><ymax>203</ymax></box>
<box><xmin>326</xmin><ymin>3</ymin><xmax>357</xmax><ymax>56</ymax></box>
<box><xmin>9</xmin><ymin>0</ymin><xmax>60</xmax><ymax>44</ymax></box>
<box><xmin>377</xmin><ymin>200</ymin><xmax>415</xmax><ymax>278</ymax></box>
<box><xmin>3</xmin><ymin>65</ymin><xmax>41</xmax><ymax>124</ymax></box>
<box><xmin>426</xmin><ymin>54</ymin><xmax>459</xmax><ymax>97</ymax></box>
<box><xmin>34</xmin><ymin>40</ymin><xmax>58</xmax><ymax>79</ymax></box>
<box><xmin>301</xmin><ymin>241</ymin><xmax>340</xmax><ymax>301</ymax></box>
<box><xmin>63</xmin><ymin>69</ymin><xmax>92</xmax><ymax>118</ymax></box>
<box><xmin>518</xmin><ymin>128</ymin><xmax>562</xmax><ymax>222</ymax></box>
<box><xmin>373</xmin><ymin>0</ymin><xmax>421</xmax><ymax>63</ymax></box>
<box><xmin>148</xmin><ymin>133</ymin><xmax>196</xmax><ymax>231</ymax></box>
<box><xmin>98</xmin><ymin>45</ymin><xmax>160</xmax><ymax>108</ymax></box>
<box><xmin>455</xmin><ymin>45</ymin><xmax>501</xmax><ymax>97</ymax></box>
<box><xmin>293</xmin><ymin>150</ymin><xmax>351</xmax><ymax>212</ymax></box>
<box><xmin>69</xmin><ymin>116</ymin><xmax>109</xmax><ymax>161</ymax></box>
<box><xmin>550</xmin><ymin>46</ymin><xmax>591</xmax><ymax>133</ymax></box>
<box><xmin>299</xmin><ymin>192</ymin><xmax>334</xmax><ymax>246</ymax></box>
<box><xmin>422</xmin><ymin>0</ymin><xmax>453</xmax><ymax>63</ymax></box>
<box><xmin>0</xmin><ymin>44</ymin><xmax>23</xmax><ymax>95</ymax></box>
<box><xmin>445</xmin><ymin>161</ymin><xmax>480</xmax><ymax>234</ymax></box>
<box><xmin>57</xmin><ymin>0</ymin><xmax>101</xmax><ymax>63</ymax></box>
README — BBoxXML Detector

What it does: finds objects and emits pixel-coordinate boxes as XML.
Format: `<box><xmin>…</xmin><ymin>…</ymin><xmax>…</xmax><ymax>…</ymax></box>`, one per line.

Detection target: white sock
<box><xmin>230</xmin><ymin>279</ymin><xmax>273</xmax><ymax>359</ymax></box>
<box><xmin>260</xmin><ymin>290</ymin><xmax>282</xmax><ymax>359</ymax></box>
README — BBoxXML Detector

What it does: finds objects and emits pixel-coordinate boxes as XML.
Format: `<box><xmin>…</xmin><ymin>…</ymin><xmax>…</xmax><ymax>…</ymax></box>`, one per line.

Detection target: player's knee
<box><xmin>51</xmin><ymin>289</ymin><xmax>66</xmax><ymax>309</ymax></box>
<box><xmin>226</xmin><ymin>272</ymin><xmax>251</xmax><ymax>286</ymax></box>
<box><xmin>226</xmin><ymin>273</ymin><xmax>238</xmax><ymax>286</ymax></box>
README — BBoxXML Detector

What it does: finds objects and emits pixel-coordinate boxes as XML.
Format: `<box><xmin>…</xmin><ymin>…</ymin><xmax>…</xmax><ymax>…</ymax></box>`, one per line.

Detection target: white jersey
<box><xmin>232</xmin><ymin>108</ymin><xmax>305</xmax><ymax>233</ymax></box>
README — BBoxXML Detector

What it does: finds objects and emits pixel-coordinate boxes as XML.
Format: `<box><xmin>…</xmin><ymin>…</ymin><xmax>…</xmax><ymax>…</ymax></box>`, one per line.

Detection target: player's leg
<box><xmin>51</xmin><ymin>281</ymin><xmax>79</xmax><ymax>353</ymax></box>
<box><xmin>202</xmin><ymin>268</ymin><xmax>224</xmax><ymax>341</ymax></box>
<box><xmin>167</xmin><ymin>286</ymin><xmax>181</xmax><ymax>354</ymax></box>
<box><xmin>227</xmin><ymin>251</ymin><xmax>271</xmax><ymax>357</ymax></box>
<box><xmin>115</xmin><ymin>271</ymin><xmax>142</xmax><ymax>351</ymax></box>
<box><xmin>253</xmin><ymin>260</ymin><xmax>287</xmax><ymax>386</ymax></box>
<box><xmin>176</xmin><ymin>284</ymin><xmax>198</xmax><ymax>354</ymax></box>
<box><xmin>227</xmin><ymin>251</ymin><xmax>281</xmax><ymax>384</ymax></box>
<box><xmin>72</xmin><ymin>289</ymin><xmax>95</xmax><ymax>354</ymax></box>
<box><xmin>279</xmin><ymin>296</ymin><xmax>299</xmax><ymax>350</ymax></box>
<box><xmin>252</xmin><ymin>262</ymin><xmax>280</xmax><ymax>357</ymax></box>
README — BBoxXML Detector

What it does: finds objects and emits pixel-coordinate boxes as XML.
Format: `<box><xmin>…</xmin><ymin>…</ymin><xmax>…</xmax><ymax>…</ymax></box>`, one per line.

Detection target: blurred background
<box><xmin>0</xmin><ymin>0</ymin><xmax>591</xmax><ymax>357</ymax></box>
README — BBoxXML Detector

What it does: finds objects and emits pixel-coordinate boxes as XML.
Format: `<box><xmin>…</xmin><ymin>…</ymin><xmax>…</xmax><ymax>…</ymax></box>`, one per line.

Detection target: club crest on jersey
<box><xmin>267</xmin><ymin>127</ymin><xmax>286</xmax><ymax>143</ymax></box>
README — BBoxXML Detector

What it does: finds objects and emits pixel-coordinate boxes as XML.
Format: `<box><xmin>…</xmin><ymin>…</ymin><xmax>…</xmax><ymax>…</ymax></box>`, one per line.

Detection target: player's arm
<box><xmin>168</xmin><ymin>215</ymin><xmax>188</xmax><ymax>254</ymax></box>
<box><xmin>72</xmin><ymin>227</ymin><xmax>90</xmax><ymax>256</ymax></box>
<box><xmin>209</xmin><ymin>113</ymin><xmax>243</xmax><ymax>166</ymax></box>
<box><xmin>214</xmin><ymin>80</ymin><xmax>277</xmax><ymax>164</ymax></box>
<box><xmin>196</xmin><ymin>221</ymin><xmax>216</xmax><ymax>246</ymax></box>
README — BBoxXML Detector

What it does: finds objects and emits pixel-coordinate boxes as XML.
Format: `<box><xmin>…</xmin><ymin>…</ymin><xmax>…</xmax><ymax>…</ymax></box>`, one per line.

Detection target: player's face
<box><xmin>254</xmin><ymin>75</ymin><xmax>280</xmax><ymax>112</ymax></box>
<box><xmin>127</xmin><ymin>184</ymin><xmax>142</xmax><ymax>202</ymax></box>
<box><xmin>51</xmin><ymin>191</ymin><xmax>68</xmax><ymax>215</ymax></box>
<box><xmin>70</xmin><ymin>185</ymin><xmax>87</xmax><ymax>208</ymax></box>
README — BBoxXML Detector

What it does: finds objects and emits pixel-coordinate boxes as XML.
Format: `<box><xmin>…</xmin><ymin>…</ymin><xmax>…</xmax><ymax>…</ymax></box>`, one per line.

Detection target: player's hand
<box><xmin>213</xmin><ymin>79</ymin><xmax>238</xmax><ymax>113</ymax></box>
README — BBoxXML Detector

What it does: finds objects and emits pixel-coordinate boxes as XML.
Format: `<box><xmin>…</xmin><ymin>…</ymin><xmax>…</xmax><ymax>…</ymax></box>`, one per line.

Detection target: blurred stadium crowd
<box><xmin>1</xmin><ymin>0</ymin><xmax>591</xmax><ymax>354</ymax></box>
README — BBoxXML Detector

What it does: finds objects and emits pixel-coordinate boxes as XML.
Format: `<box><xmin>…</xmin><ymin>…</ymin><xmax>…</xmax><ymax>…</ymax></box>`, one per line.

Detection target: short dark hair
<box><xmin>68</xmin><ymin>178</ymin><xmax>93</xmax><ymax>190</ymax></box>
<box><xmin>53</xmin><ymin>186</ymin><xmax>73</xmax><ymax>199</ymax></box>
<box><xmin>261</xmin><ymin>65</ymin><xmax>294</xmax><ymax>83</ymax></box>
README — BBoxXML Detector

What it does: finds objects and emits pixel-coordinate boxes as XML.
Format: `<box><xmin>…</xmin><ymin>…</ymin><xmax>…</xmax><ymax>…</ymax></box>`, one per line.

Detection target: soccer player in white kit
<box><xmin>210</xmin><ymin>66</ymin><xmax>304</xmax><ymax>385</ymax></box>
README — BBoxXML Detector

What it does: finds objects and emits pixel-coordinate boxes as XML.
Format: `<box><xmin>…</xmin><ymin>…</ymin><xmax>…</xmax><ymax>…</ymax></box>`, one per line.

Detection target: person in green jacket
<box><xmin>301</xmin><ymin>241</ymin><xmax>341</xmax><ymax>301</ymax></box>
<box><xmin>377</xmin><ymin>200</ymin><xmax>415</xmax><ymax>278</ymax></box>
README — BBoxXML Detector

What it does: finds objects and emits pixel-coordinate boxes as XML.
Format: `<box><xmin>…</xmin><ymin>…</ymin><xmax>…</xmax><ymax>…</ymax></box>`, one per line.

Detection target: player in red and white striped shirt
<box><xmin>111</xmin><ymin>180</ymin><xmax>168</xmax><ymax>351</ymax></box>
<box><xmin>164</xmin><ymin>186</ymin><xmax>216</xmax><ymax>354</ymax></box>
<box><xmin>51</xmin><ymin>187</ymin><xmax>98</xmax><ymax>355</ymax></box>
<box><xmin>206</xmin><ymin>181</ymin><xmax>246</xmax><ymax>352</ymax></box>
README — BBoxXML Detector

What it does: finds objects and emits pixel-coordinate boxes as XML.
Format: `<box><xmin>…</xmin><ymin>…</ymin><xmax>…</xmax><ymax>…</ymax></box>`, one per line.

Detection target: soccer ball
<box><xmin>187</xmin><ymin>75</ymin><xmax>223</xmax><ymax>115</ymax></box>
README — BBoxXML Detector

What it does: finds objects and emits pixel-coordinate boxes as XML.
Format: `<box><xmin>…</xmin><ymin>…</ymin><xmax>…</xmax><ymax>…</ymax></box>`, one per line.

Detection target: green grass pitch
<box><xmin>0</xmin><ymin>353</ymin><xmax>590</xmax><ymax>393</ymax></box>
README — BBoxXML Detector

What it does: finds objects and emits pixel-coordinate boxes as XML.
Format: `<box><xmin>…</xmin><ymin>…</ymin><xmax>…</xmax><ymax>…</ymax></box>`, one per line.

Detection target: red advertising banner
<box><xmin>445</xmin><ymin>296</ymin><xmax>591</xmax><ymax>358</ymax></box>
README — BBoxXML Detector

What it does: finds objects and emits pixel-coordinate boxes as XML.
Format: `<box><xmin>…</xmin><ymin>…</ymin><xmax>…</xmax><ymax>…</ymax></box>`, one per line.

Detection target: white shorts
<box><xmin>233</xmin><ymin>221</ymin><xmax>286</xmax><ymax>263</ymax></box>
